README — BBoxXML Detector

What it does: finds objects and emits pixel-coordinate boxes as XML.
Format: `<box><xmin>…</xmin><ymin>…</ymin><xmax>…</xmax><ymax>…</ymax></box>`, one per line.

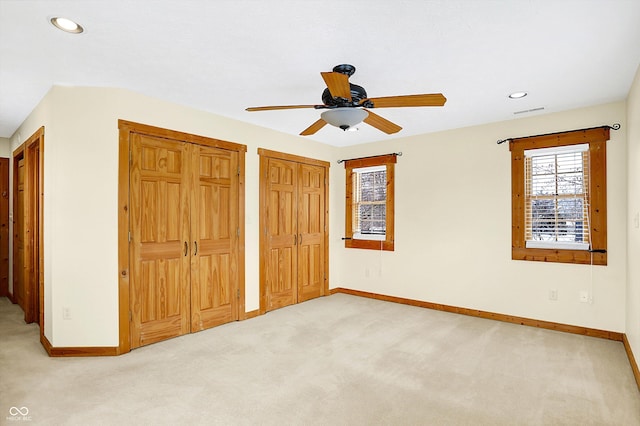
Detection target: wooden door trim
<box><xmin>0</xmin><ymin>158</ymin><xmax>9</xmax><ymax>298</ymax></box>
<box><xmin>26</xmin><ymin>131</ymin><xmax>44</xmax><ymax>326</ymax></box>
<box><xmin>258</xmin><ymin>148</ymin><xmax>330</xmax><ymax>315</ymax></box>
<box><xmin>119</xmin><ymin>120</ymin><xmax>247</xmax><ymax>153</ymax></box>
<box><xmin>117</xmin><ymin>126</ymin><xmax>131</xmax><ymax>354</ymax></box>
<box><xmin>258</xmin><ymin>155</ymin><xmax>268</xmax><ymax>315</ymax></box>
<box><xmin>237</xmin><ymin>149</ymin><xmax>246</xmax><ymax>318</ymax></box>
<box><xmin>257</xmin><ymin>148</ymin><xmax>330</xmax><ymax>168</ymax></box>
<box><xmin>118</xmin><ymin>120</ymin><xmax>246</xmax><ymax>354</ymax></box>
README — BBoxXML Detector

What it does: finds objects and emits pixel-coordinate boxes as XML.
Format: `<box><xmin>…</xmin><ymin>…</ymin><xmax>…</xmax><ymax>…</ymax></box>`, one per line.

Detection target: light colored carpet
<box><xmin>1</xmin><ymin>294</ymin><xmax>639</xmax><ymax>425</ymax></box>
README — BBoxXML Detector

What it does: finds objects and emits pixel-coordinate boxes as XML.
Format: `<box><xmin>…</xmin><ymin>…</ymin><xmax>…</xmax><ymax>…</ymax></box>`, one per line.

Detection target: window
<box><xmin>344</xmin><ymin>154</ymin><xmax>395</xmax><ymax>251</ymax></box>
<box><xmin>525</xmin><ymin>144</ymin><xmax>589</xmax><ymax>250</ymax></box>
<box><xmin>510</xmin><ymin>127</ymin><xmax>609</xmax><ymax>265</ymax></box>
<box><xmin>353</xmin><ymin>165</ymin><xmax>387</xmax><ymax>239</ymax></box>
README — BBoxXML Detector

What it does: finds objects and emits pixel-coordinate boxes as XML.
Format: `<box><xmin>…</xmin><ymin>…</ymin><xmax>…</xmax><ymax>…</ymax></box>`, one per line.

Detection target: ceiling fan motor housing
<box><xmin>322</xmin><ymin>84</ymin><xmax>368</xmax><ymax>107</ymax></box>
<box><xmin>332</xmin><ymin>64</ymin><xmax>356</xmax><ymax>76</ymax></box>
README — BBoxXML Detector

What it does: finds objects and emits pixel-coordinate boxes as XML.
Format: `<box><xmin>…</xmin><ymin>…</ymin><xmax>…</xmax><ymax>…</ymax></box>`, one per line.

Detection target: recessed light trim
<box><xmin>508</xmin><ymin>91</ymin><xmax>528</xmax><ymax>99</ymax></box>
<box><xmin>50</xmin><ymin>17</ymin><xmax>84</xmax><ymax>34</ymax></box>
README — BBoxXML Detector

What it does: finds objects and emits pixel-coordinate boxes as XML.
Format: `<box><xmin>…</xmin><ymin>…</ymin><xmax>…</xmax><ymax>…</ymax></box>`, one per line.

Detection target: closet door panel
<box><xmin>265</xmin><ymin>158</ymin><xmax>297</xmax><ymax>311</ymax></box>
<box><xmin>190</xmin><ymin>146</ymin><xmax>239</xmax><ymax>331</ymax></box>
<box><xmin>297</xmin><ymin>163</ymin><xmax>325</xmax><ymax>302</ymax></box>
<box><xmin>130</xmin><ymin>134</ymin><xmax>191</xmax><ymax>348</ymax></box>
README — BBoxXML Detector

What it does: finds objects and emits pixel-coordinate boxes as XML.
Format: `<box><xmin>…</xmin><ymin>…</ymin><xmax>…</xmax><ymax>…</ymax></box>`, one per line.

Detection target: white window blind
<box><xmin>524</xmin><ymin>143</ymin><xmax>590</xmax><ymax>250</ymax></box>
<box><xmin>352</xmin><ymin>165</ymin><xmax>386</xmax><ymax>240</ymax></box>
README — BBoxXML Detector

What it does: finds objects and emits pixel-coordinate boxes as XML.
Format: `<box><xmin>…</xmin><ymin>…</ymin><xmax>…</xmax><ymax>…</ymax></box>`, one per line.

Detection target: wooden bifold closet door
<box><xmin>129</xmin><ymin>132</ymin><xmax>240</xmax><ymax>348</ymax></box>
<box><xmin>259</xmin><ymin>149</ymin><xmax>329</xmax><ymax>313</ymax></box>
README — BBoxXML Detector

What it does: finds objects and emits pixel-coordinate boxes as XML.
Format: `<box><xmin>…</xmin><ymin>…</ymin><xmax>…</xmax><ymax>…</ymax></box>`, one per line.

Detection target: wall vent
<box><xmin>513</xmin><ymin>107</ymin><xmax>545</xmax><ymax>115</ymax></box>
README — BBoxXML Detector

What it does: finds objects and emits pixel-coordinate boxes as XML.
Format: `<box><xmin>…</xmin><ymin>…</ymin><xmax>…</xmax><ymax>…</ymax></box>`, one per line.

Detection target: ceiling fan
<box><xmin>246</xmin><ymin>64</ymin><xmax>447</xmax><ymax>136</ymax></box>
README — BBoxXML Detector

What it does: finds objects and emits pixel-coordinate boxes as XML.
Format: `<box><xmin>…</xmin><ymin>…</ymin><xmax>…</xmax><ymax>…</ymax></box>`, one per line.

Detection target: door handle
<box><xmin>193</xmin><ymin>241</ymin><xmax>198</xmax><ymax>256</ymax></box>
<box><xmin>293</xmin><ymin>234</ymin><xmax>297</xmax><ymax>245</ymax></box>
<box><xmin>184</xmin><ymin>241</ymin><xmax>188</xmax><ymax>256</ymax></box>
<box><xmin>298</xmin><ymin>234</ymin><xmax>302</xmax><ymax>244</ymax></box>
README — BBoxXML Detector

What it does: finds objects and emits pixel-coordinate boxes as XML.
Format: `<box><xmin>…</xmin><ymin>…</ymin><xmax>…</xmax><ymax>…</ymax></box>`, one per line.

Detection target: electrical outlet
<box><xmin>549</xmin><ymin>289</ymin><xmax>558</xmax><ymax>301</ymax></box>
<box><xmin>579</xmin><ymin>291</ymin><xmax>590</xmax><ymax>303</ymax></box>
<box><xmin>63</xmin><ymin>307</ymin><xmax>71</xmax><ymax>320</ymax></box>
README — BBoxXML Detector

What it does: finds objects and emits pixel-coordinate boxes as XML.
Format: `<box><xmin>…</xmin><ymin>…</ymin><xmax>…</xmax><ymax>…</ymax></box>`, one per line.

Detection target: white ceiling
<box><xmin>1</xmin><ymin>0</ymin><xmax>640</xmax><ymax>147</ymax></box>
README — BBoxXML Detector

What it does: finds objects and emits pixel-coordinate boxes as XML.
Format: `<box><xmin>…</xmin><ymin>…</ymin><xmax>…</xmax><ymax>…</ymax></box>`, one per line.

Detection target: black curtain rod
<box><xmin>496</xmin><ymin>123</ymin><xmax>620</xmax><ymax>145</ymax></box>
<box><xmin>337</xmin><ymin>152</ymin><xmax>402</xmax><ymax>164</ymax></box>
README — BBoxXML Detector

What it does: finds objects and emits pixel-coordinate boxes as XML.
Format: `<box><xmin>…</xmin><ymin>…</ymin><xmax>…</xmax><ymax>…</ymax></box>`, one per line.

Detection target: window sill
<box><xmin>525</xmin><ymin>241</ymin><xmax>589</xmax><ymax>250</ymax></box>
<box><xmin>512</xmin><ymin>247</ymin><xmax>606</xmax><ymax>265</ymax></box>
<box><xmin>353</xmin><ymin>232</ymin><xmax>386</xmax><ymax>241</ymax></box>
<box><xmin>346</xmin><ymin>239</ymin><xmax>394</xmax><ymax>251</ymax></box>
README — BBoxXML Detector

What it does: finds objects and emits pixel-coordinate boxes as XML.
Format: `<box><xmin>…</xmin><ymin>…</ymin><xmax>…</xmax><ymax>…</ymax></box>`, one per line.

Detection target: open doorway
<box><xmin>12</xmin><ymin>127</ymin><xmax>44</xmax><ymax>328</ymax></box>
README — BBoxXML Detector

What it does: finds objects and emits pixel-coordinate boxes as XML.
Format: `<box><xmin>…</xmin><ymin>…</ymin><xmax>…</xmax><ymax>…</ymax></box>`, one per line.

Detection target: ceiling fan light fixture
<box><xmin>50</xmin><ymin>17</ymin><xmax>84</xmax><ymax>34</ymax></box>
<box><xmin>321</xmin><ymin>108</ymin><xmax>368</xmax><ymax>131</ymax></box>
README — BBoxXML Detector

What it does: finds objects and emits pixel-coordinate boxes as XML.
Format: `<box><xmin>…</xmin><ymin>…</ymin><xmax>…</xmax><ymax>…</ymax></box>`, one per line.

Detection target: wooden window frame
<box><xmin>510</xmin><ymin>127</ymin><xmax>608</xmax><ymax>265</ymax></box>
<box><xmin>344</xmin><ymin>154</ymin><xmax>395</xmax><ymax>251</ymax></box>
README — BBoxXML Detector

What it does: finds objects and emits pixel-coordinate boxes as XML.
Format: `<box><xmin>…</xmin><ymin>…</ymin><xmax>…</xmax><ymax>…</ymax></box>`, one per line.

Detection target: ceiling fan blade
<box><xmin>321</xmin><ymin>72</ymin><xmax>352</xmax><ymax>101</ymax></box>
<box><xmin>364</xmin><ymin>93</ymin><xmax>447</xmax><ymax>108</ymax></box>
<box><xmin>363</xmin><ymin>110</ymin><xmax>402</xmax><ymax>134</ymax></box>
<box><xmin>246</xmin><ymin>105</ymin><xmax>320</xmax><ymax>112</ymax></box>
<box><xmin>300</xmin><ymin>118</ymin><xmax>327</xmax><ymax>136</ymax></box>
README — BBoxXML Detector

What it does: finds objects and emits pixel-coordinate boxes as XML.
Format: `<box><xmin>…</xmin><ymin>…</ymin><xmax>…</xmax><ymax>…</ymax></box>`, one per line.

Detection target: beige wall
<box><xmin>0</xmin><ymin>137</ymin><xmax>10</xmax><ymax>157</ymax></box>
<box><xmin>8</xmin><ymin>84</ymin><xmax>632</xmax><ymax>349</ymax></box>
<box><xmin>334</xmin><ymin>101</ymin><xmax>628</xmax><ymax>333</ymax></box>
<box><xmin>626</xmin><ymin>65</ymin><xmax>640</xmax><ymax>362</ymax></box>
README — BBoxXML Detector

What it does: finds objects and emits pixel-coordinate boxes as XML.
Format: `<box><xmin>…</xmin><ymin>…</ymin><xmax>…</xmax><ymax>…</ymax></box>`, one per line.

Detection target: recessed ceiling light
<box><xmin>508</xmin><ymin>91</ymin><xmax>528</xmax><ymax>99</ymax></box>
<box><xmin>50</xmin><ymin>17</ymin><xmax>84</xmax><ymax>34</ymax></box>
